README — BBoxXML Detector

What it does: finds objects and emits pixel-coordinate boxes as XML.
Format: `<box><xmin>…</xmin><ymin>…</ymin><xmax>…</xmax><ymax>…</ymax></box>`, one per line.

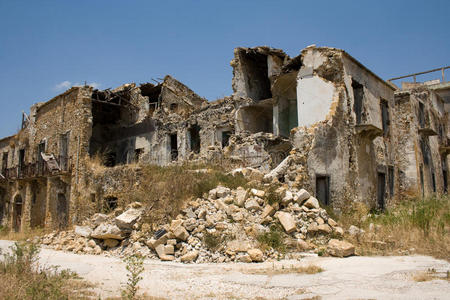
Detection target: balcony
<box><xmin>439</xmin><ymin>137</ymin><xmax>450</xmax><ymax>155</ymax></box>
<box><xmin>0</xmin><ymin>158</ymin><xmax>72</xmax><ymax>181</ymax></box>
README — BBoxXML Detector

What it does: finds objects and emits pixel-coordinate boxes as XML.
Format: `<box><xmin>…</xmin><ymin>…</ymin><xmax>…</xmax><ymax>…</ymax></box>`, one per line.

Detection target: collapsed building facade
<box><xmin>0</xmin><ymin>45</ymin><xmax>448</xmax><ymax>232</ymax></box>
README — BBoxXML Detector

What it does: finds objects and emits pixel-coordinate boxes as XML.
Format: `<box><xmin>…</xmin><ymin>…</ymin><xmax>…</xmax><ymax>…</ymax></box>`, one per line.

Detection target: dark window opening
<box><xmin>432</xmin><ymin>172</ymin><xmax>436</xmax><ymax>193</ymax></box>
<box><xmin>170</xmin><ymin>134</ymin><xmax>178</xmax><ymax>161</ymax></box>
<box><xmin>90</xmin><ymin>193</ymin><xmax>96</xmax><ymax>203</ymax></box>
<box><xmin>189</xmin><ymin>124</ymin><xmax>201</xmax><ymax>154</ymax></box>
<box><xmin>222</xmin><ymin>131</ymin><xmax>232</xmax><ymax>148</ymax></box>
<box><xmin>134</xmin><ymin>148</ymin><xmax>144</xmax><ymax>163</ymax></box>
<box><xmin>60</xmin><ymin>133</ymin><xmax>69</xmax><ymax>171</ymax></box>
<box><xmin>1</xmin><ymin>152</ymin><xmax>8</xmax><ymax>175</ymax></box>
<box><xmin>377</xmin><ymin>172</ymin><xmax>386</xmax><ymax>210</ymax></box>
<box><xmin>388</xmin><ymin>166</ymin><xmax>394</xmax><ymax>197</ymax></box>
<box><xmin>380</xmin><ymin>99</ymin><xmax>390</xmax><ymax>137</ymax></box>
<box><xmin>352</xmin><ymin>80</ymin><xmax>364</xmax><ymax>124</ymax></box>
<box><xmin>18</xmin><ymin>149</ymin><xmax>25</xmax><ymax>176</ymax></box>
<box><xmin>316</xmin><ymin>175</ymin><xmax>330</xmax><ymax>206</ymax></box>
<box><xmin>140</xmin><ymin>83</ymin><xmax>162</xmax><ymax>115</ymax></box>
<box><xmin>438</xmin><ymin>124</ymin><xmax>444</xmax><ymax>141</ymax></box>
<box><xmin>37</xmin><ymin>142</ymin><xmax>45</xmax><ymax>174</ymax></box>
<box><xmin>418</xmin><ymin>101</ymin><xmax>426</xmax><ymax>128</ymax></box>
<box><xmin>239</xmin><ymin>50</ymin><xmax>272</xmax><ymax>101</ymax></box>
<box><xmin>104</xmin><ymin>196</ymin><xmax>118</xmax><ymax>211</ymax></box>
<box><xmin>170</xmin><ymin>103</ymin><xmax>178</xmax><ymax>112</ymax></box>
<box><xmin>420</xmin><ymin>138</ymin><xmax>431</xmax><ymax>166</ymax></box>
<box><xmin>237</xmin><ymin>105</ymin><xmax>273</xmax><ymax>134</ymax></box>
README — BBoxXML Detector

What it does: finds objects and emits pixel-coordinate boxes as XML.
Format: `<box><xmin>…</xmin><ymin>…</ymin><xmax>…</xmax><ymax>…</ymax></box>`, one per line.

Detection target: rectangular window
<box><xmin>352</xmin><ymin>80</ymin><xmax>364</xmax><ymax>124</ymax></box>
<box><xmin>442</xmin><ymin>156</ymin><xmax>448</xmax><ymax>193</ymax></box>
<box><xmin>221</xmin><ymin>131</ymin><xmax>232</xmax><ymax>148</ymax></box>
<box><xmin>432</xmin><ymin>172</ymin><xmax>436</xmax><ymax>193</ymax></box>
<box><xmin>380</xmin><ymin>99</ymin><xmax>390</xmax><ymax>136</ymax></box>
<box><xmin>59</xmin><ymin>133</ymin><xmax>69</xmax><ymax>171</ymax></box>
<box><xmin>189</xmin><ymin>125</ymin><xmax>201</xmax><ymax>154</ymax></box>
<box><xmin>419</xmin><ymin>165</ymin><xmax>424</xmax><ymax>197</ymax></box>
<box><xmin>170</xmin><ymin>133</ymin><xmax>178</xmax><ymax>161</ymax></box>
<box><xmin>1</xmin><ymin>152</ymin><xmax>8</xmax><ymax>174</ymax></box>
<box><xmin>18</xmin><ymin>149</ymin><xmax>25</xmax><ymax>177</ymax></box>
<box><xmin>316</xmin><ymin>175</ymin><xmax>330</xmax><ymax>206</ymax></box>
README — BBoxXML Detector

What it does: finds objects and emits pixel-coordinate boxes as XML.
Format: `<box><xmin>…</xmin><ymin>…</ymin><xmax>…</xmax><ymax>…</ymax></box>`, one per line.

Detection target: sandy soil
<box><xmin>0</xmin><ymin>240</ymin><xmax>448</xmax><ymax>299</ymax></box>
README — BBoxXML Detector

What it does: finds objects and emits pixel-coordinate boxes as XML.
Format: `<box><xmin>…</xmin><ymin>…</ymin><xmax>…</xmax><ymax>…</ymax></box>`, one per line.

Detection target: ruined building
<box><xmin>0</xmin><ymin>45</ymin><xmax>448</xmax><ymax>231</ymax></box>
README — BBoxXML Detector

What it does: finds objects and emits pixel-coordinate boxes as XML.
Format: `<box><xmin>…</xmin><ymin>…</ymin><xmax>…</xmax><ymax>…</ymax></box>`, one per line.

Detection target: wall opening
<box><xmin>420</xmin><ymin>137</ymin><xmax>431</xmax><ymax>166</ymax></box>
<box><xmin>13</xmin><ymin>194</ymin><xmax>23</xmax><ymax>232</ymax></box>
<box><xmin>56</xmin><ymin>193</ymin><xmax>68</xmax><ymax>229</ymax></box>
<box><xmin>140</xmin><ymin>83</ymin><xmax>162</xmax><ymax>116</ymax></box>
<box><xmin>239</xmin><ymin>50</ymin><xmax>272</xmax><ymax>101</ymax></box>
<box><xmin>37</xmin><ymin>142</ymin><xmax>45</xmax><ymax>174</ymax></box>
<box><xmin>0</xmin><ymin>188</ymin><xmax>5</xmax><ymax>225</ymax></box>
<box><xmin>59</xmin><ymin>132</ymin><xmax>69</xmax><ymax>171</ymax></box>
<box><xmin>431</xmin><ymin>172</ymin><xmax>436</xmax><ymax>193</ymax></box>
<box><xmin>278</xmin><ymin>98</ymin><xmax>298</xmax><ymax>137</ymax></box>
<box><xmin>189</xmin><ymin>124</ymin><xmax>201</xmax><ymax>154</ymax></box>
<box><xmin>237</xmin><ymin>105</ymin><xmax>273</xmax><ymax>134</ymax></box>
<box><xmin>104</xmin><ymin>150</ymin><xmax>116</xmax><ymax>167</ymax></box>
<box><xmin>380</xmin><ymin>99</ymin><xmax>390</xmax><ymax>137</ymax></box>
<box><xmin>222</xmin><ymin>131</ymin><xmax>232</xmax><ymax>148</ymax></box>
<box><xmin>170</xmin><ymin>133</ymin><xmax>178</xmax><ymax>161</ymax></box>
<box><xmin>419</xmin><ymin>165</ymin><xmax>424</xmax><ymax>197</ymax></box>
<box><xmin>418</xmin><ymin>101</ymin><xmax>425</xmax><ymax>128</ymax></box>
<box><xmin>352</xmin><ymin>80</ymin><xmax>364</xmax><ymax>124</ymax></box>
<box><xmin>134</xmin><ymin>148</ymin><xmax>144</xmax><ymax>163</ymax></box>
<box><xmin>377</xmin><ymin>172</ymin><xmax>386</xmax><ymax>210</ymax></box>
<box><xmin>170</xmin><ymin>103</ymin><xmax>178</xmax><ymax>113</ymax></box>
<box><xmin>18</xmin><ymin>149</ymin><xmax>25</xmax><ymax>177</ymax></box>
<box><xmin>104</xmin><ymin>196</ymin><xmax>118</xmax><ymax>211</ymax></box>
<box><xmin>316</xmin><ymin>175</ymin><xmax>330</xmax><ymax>206</ymax></box>
<box><xmin>388</xmin><ymin>166</ymin><xmax>394</xmax><ymax>197</ymax></box>
<box><xmin>1</xmin><ymin>152</ymin><xmax>7</xmax><ymax>175</ymax></box>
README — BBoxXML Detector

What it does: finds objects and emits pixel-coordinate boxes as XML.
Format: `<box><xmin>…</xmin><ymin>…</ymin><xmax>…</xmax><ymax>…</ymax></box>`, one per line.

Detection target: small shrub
<box><xmin>257</xmin><ymin>224</ymin><xmax>285</xmax><ymax>252</ymax></box>
<box><xmin>265</xmin><ymin>186</ymin><xmax>282</xmax><ymax>205</ymax></box>
<box><xmin>122</xmin><ymin>254</ymin><xmax>145</xmax><ymax>299</ymax></box>
<box><xmin>203</xmin><ymin>232</ymin><xmax>221</xmax><ymax>251</ymax></box>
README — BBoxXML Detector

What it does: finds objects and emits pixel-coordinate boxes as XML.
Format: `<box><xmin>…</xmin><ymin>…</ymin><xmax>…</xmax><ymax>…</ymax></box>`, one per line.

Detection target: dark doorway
<box><xmin>0</xmin><ymin>188</ymin><xmax>5</xmax><ymax>224</ymax></box>
<box><xmin>104</xmin><ymin>150</ymin><xmax>116</xmax><ymax>167</ymax></box>
<box><xmin>170</xmin><ymin>134</ymin><xmax>178</xmax><ymax>161</ymax></box>
<box><xmin>316</xmin><ymin>175</ymin><xmax>330</xmax><ymax>206</ymax></box>
<box><xmin>442</xmin><ymin>157</ymin><xmax>448</xmax><ymax>193</ymax></box>
<box><xmin>59</xmin><ymin>133</ymin><xmax>69</xmax><ymax>171</ymax></box>
<box><xmin>189</xmin><ymin>125</ymin><xmax>201</xmax><ymax>154</ymax></box>
<box><xmin>352</xmin><ymin>80</ymin><xmax>364</xmax><ymax>124</ymax></box>
<box><xmin>377</xmin><ymin>172</ymin><xmax>386</xmax><ymax>210</ymax></box>
<box><xmin>222</xmin><ymin>131</ymin><xmax>232</xmax><ymax>148</ymax></box>
<box><xmin>57</xmin><ymin>193</ymin><xmax>68</xmax><ymax>229</ymax></box>
<box><xmin>104</xmin><ymin>196</ymin><xmax>118</xmax><ymax>212</ymax></box>
<box><xmin>420</xmin><ymin>165</ymin><xmax>424</xmax><ymax>197</ymax></box>
<box><xmin>13</xmin><ymin>195</ymin><xmax>23</xmax><ymax>232</ymax></box>
<box><xmin>134</xmin><ymin>148</ymin><xmax>143</xmax><ymax>163</ymax></box>
<box><xmin>239</xmin><ymin>50</ymin><xmax>272</xmax><ymax>101</ymax></box>
<box><xmin>431</xmin><ymin>172</ymin><xmax>436</xmax><ymax>193</ymax></box>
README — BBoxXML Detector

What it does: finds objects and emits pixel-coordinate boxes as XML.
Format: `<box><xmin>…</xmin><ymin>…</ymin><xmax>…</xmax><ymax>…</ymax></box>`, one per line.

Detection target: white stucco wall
<box><xmin>296</xmin><ymin>75</ymin><xmax>335</xmax><ymax>127</ymax></box>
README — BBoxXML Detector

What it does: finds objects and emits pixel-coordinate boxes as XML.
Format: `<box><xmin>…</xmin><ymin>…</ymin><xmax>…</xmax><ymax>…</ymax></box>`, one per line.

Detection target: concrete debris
<box><xmin>39</xmin><ymin>184</ymin><xmax>354</xmax><ymax>263</ymax></box>
<box><xmin>327</xmin><ymin>239</ymin><xmax>355</xmax><ymax>257</ymax></box>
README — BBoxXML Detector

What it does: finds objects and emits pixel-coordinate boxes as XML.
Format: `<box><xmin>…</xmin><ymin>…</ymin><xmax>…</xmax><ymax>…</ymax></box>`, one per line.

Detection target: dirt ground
<box><xmin>0</xmin><ymin>240</ymin><xmax>448</xmax><ymax>299</ymax></box>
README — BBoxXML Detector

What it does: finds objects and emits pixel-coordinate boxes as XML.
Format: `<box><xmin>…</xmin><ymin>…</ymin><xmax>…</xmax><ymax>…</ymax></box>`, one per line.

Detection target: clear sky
<box><xmin>0</xmin><ymin>0</ymin><xmax>449</xmax><ymax>138</ymax></box>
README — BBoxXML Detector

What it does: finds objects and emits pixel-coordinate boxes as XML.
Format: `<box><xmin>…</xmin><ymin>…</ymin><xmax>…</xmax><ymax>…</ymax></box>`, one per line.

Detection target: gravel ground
<box><xmin>0</xmin><ymin>240</ymin><xmax>448</xmax><ymax>299</ymax></box>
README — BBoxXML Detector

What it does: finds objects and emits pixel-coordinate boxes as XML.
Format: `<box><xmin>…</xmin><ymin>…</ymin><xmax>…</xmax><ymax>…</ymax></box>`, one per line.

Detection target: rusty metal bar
<box><xmin>388</xmin><ymin>66</ymin><xmax>450</xmax><ymax>82</ymax></box>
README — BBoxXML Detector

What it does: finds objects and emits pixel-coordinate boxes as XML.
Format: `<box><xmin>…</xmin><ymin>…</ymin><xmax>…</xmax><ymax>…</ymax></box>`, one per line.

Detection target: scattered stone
<box><xmin>91</xmin><ymin>223</ymin><xmax>124</xmax><ymax>240</ymax></box>
<box><xmin>327</xmin><ymin>239</ymin><xmax>355</xmax><ymax>257</ymax></box>
<box><xmin>261</xmin><ymin>205</ymin><xmax>275</xmax><ymax>219</ymax></box>
<box><xmin>296</xmin><ymin>189</ymin><xmax>311</xmax><ymax>203</ymax></box>
<box><xmin>328</xmin><ymin>218</ymin><xmax>338</xmax><ymax>227</ymax></box>
<box><xmin>173</xmin><ymin>225</ymin><xmax>189</xmax><ymax>241</ymax></box>
<box><xmin>304</xmin><ymin>197</ymin><xmax>320</xmax><ymax>209</ymax></box>
<box><xmin>115</xmin><ymin>208</ymin><xmax>142</xmax><ymax>229</ymax></box>
<box><xmin>244</xmin><ymin>198</ymin><xmax>261</xmax><ymax>211</ymax></box>
<box><xmin>277</xmin><ymin>212</ymin><xmax>296</xmax><ymax>233</ymax></box>
<box><xmin>250</xmin><ymin>188</ymin><xmax>265</xmax><ymax>198</ymax></box>
<box><xmin>74</xmin><ymin>225</ymin><xmax>92</xmax><ymax>238</ymax></box>
<box><xmin>247</xmin><ymin>248</ymin><xmax>263</xmax><ymax>262</ymax></box>
<box><xmin>104</xmin><ymin>238</ymin><xmax>120</xmax><ymax>248</ymax></box>
<box><xmin>234</xmin><ymin>187</ymin><xmax>248</xmax><ymax>207</ymax></box>
<box><xmin>180</xmin><ymin>250</ymin><xmax>199</xmax><ymax>262</ymax></box>
<box><xmin>317</xmin><ymin>224</ymin><xmax>332</xmax><ymax>234</ymax></box>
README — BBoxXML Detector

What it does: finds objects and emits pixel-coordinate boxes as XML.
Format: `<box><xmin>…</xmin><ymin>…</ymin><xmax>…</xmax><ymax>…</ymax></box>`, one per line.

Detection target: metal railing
<box><xmin>0</xmin><ymin>159</ymin><xmax>72</xmax><ymax>180</ymax></box>
<box><xmin>388</xmin><ymin>66</ymin><xmax>449</xmax><ymax>83</ymax></box>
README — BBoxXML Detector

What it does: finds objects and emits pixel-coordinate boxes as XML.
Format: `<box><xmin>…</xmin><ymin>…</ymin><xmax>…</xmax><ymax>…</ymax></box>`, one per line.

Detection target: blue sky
<box><xmin>0</xmin><ymin>0</ymin><xmax>449</xmax><ymax>138</ymax></box>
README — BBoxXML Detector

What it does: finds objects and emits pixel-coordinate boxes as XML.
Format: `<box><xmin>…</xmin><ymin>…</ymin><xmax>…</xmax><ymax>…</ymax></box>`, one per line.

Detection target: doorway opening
<box><xmin>316</xmin><ymin>175</ymin><xmax>330</xmax><ymax>206</ymax></box>
<box><xmin>170</xmin><ymin>134</ymin><xmax>178</xmax><ymax>161</ymax></box>
<box><xmin>13</xmin><ymin>194</ymin><xmax>23</xmax><ymax>232</ymax></box>
<box><xmin>377</xmin><ymin>172</ymin><xmax>386</xmax><ymax>210</ymax></box>
<box><xmin>57</xmin><ymin>193</ymin><xmax>68</xmax><ymax>229</ymax></box>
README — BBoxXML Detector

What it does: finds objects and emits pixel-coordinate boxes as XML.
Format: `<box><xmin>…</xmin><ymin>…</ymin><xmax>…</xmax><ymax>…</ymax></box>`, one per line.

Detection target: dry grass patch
<box><xmin>0</xmin><ymin>226</ymin><xmax>49</xmax><ymax>241</ymax></box>
<box><xmin>340</xmin><ymin>195</ymin><xmax>450</xmax><ymax>260</ymax></box>
<box><xmin>243</xmin><ymin>264</ymin><xmax>323</xmax><ymax>275</ymax></box>
<box><xmin>412</xmin><ymin>268</ymin><xmax>450</xmax><ymax>282</ymax></box>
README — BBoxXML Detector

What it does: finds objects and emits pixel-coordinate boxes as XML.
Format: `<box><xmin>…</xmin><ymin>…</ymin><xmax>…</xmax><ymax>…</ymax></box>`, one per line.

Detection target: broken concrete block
<box><xmin>180</xmin><ymin>250</ymin><xmax>199</xmax><ymax>262</ymax></box>
<box><xmin>317</xmin><ymin>224</ymin><xmax>332</xmax><ymax>234</ymax></box>
<box><xmin>327</xmin><ymin>239</ymin><xmax>355</xmax><ymax>257</ymax></box>
<box><xmin>115</xmin><ymin>208</ymin><xmax>142</xmax><ymax>229</ymax></box>
<box><xmin>277</xmin><ymin>212</ymin><xmax>296</xmax><ymax>233</ymax></box>
<box><xmin>234</xmin><ymin>187</ymin><xmax>248</xmax><ymax>207</ymax></box>
<box><xmin>244</xmin><ymin>198</ymin><xmax>261</xmax><ymax>211</ymax></box>
<box><xmin>155</xmin><ymin>244</ymin><xmax>166</xmax><ymax>258</ymax></box>
<box><xmin>172</xmin><ymin>225</ymin><xmax>189</xmax><ymax>241</ymax></box>
<box><xmin>91</xmin><ymin>223</ymin><xmax>124</xmax><ymax>240</ymax></box>
<box><xmin>146</xmin><ymin>233</ymin><xmax>168</xmax><ymax>249</ymax></box>
<box><xmin>304</xmin><ymin>197</ymin><xmax>320</xmax><ymax>209</ymax></box>
<box><xmin>74</xmin><ymin>225</ymin><xmax>92</xmax><ymax>238</ymax></box>
<box><xmin>216</xmin><ymin>186</ymin><xmax>231</xmax><ymax>198</ymax></box>
<box><xmin>247</xmin><ymin>248</ymin><xmax>263</xmax><ymax>262</ymax></box>
<box><xmin>261</xmin><ymin>204</ymin><xmax>275</xmax><ymax>219</ymax></box>
<box><xmin>91</xmin><ymin>213</ymin><xmax>108</xmax><ymax>226</ymax></box>
<box><xmin>160</xmin><ymin>255</ymin><xmax>175</xmax><ymax>261</ymax></box>
<box><xmin>334</xmin><ymin>226</ymin><xmax>344</xmax><ymax>236</ymax></box>
<box><xmin>296</xmin><ymin>189</ymin><xmax>311</xmax><ymax>203</ymax></box>
<box><xmin>164</xmin><ymin>244</ymin><xmax>175</xmax><ymax>255</ymax></box>
<box><xmin>328</xmin><ymin>218</ymin><xmax>338</xmax><ymax>227</ymax></box>
<box><xmin>250</xmin><ymin>188</ymin><xmax>265</xmax><ymax>198</ymax></box>
<box><xmin>170</xmin><ymin>219</ymin><xmax>183</xmax><ymax>232</ymax></box>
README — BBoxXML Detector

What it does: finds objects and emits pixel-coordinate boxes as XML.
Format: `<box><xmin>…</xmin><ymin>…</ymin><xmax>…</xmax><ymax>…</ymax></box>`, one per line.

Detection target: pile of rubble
<box><xmin>39</xmin><ymin>184</ymin><xmax>355</xmax><ymax>263</ymax></box>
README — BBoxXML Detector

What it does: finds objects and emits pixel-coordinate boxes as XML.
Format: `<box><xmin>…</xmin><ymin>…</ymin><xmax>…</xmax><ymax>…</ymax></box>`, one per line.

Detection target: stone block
<box><xmin>277</xmin><ymin>212</ymin><xmax>296</xmax><ymax>233</ymax></box>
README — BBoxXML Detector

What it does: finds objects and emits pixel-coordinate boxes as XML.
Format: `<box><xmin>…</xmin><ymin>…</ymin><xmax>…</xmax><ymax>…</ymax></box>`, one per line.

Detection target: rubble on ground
<box><xmin>38</xmin><ymin>183</ymin><xmax>354</xmax><ymax>263</ymax></box>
